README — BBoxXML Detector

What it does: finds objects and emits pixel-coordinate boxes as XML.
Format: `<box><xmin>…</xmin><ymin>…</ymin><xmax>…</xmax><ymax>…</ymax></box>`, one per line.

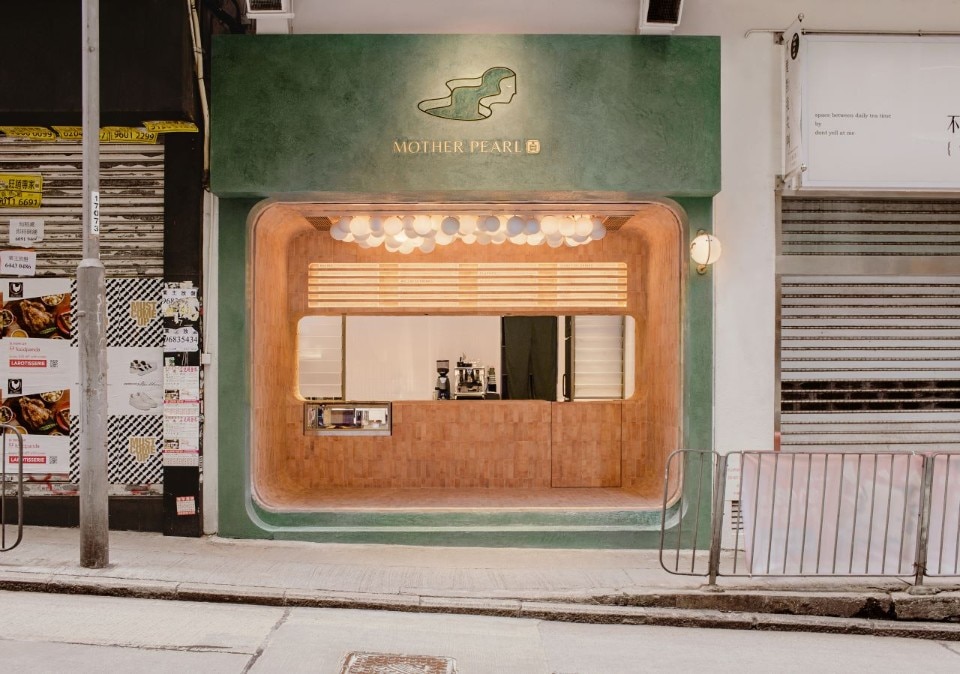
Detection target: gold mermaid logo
<box><xmin>418</xmin><ymin>67</ymin><xmax>517</xmax><ymax>121</ymax></box>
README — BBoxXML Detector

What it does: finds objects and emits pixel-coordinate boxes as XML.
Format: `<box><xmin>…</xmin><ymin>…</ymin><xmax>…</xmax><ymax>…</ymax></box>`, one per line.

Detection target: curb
<box><xmin>2</xmin><ymin>571</ymin><xmax>960</xmax><ymax>639</ymax></box>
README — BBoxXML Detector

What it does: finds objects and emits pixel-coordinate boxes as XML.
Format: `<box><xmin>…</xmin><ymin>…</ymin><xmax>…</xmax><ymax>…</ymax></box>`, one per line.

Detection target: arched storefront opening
<box><xmin>249</xmin><ymin>200</ymin><xmax>684</xmax><ymax>512</ymax></box>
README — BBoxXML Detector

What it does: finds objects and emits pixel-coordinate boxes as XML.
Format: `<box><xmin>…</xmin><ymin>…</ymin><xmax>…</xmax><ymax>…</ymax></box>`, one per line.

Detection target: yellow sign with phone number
<box><xmin>0</xmin><ymin>173</ymin><xmax>43</xmax><ymax>209</ymax></box>
<box><xmin>0</xmin><ymin>126</ymin><xmax>56</xmax><ymax>141</ymax></box>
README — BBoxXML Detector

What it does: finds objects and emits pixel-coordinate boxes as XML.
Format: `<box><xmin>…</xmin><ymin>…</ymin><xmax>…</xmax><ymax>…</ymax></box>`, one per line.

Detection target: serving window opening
<box><xmin>252</xmin><ymin>203</ymin><xmax>683</xmax><ymax>511</ymax></box>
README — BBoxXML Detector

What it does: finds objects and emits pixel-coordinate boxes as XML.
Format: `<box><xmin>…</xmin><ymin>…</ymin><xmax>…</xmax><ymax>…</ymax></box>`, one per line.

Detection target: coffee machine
<box><xmin>434</xmin><ymin>360</ymin><xmax>451</xmax><ymax>400</ymax></box>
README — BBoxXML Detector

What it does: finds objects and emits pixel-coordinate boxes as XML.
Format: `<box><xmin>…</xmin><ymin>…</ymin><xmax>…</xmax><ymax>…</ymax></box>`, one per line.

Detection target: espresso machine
<box><xmin>434</xmin><ymin>359</ymin><xmax>451</xmax><ymax>400</ymax></box>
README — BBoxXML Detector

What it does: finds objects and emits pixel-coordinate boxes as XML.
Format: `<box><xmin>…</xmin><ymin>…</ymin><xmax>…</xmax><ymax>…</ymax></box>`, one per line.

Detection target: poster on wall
<box><xmin>790</xmin><ymin>35</ymin><xmax>960</xmax><ymax>189</ymax></box>
<box><xmin>0</xmin><ymin>278</ymin><xmax>75</xmax><ymax>477</ymax></box>
<box><xmin>161</xmin><ymin>283</ymin><xmax>201</xmax><ymax>468</ymax></box>
<box><xmin>107</xmin><ymin>347</ymin><xmax>164</xmax><ymax>415</ymax></box>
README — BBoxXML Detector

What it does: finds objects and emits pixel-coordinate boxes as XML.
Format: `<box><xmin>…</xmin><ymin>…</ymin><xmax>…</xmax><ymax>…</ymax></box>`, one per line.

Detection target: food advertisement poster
<box><xmin>1</xmin><ymin>279</ymin><xmax>71</xmax><ymax>340</ymax></box>
<box><xmin>0</xmin><ymin>278</ymin><xmax>75</xmax><ymax>476</ymax></box>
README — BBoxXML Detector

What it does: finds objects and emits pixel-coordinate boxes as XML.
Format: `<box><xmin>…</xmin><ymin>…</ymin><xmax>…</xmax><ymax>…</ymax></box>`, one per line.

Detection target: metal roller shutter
<box><xmin>778</xmin><ymin>196</ymin><xmax>960</xmax><ymax>453</ymax></box>
<box><xmin>0</xmin><ymin>139</ymin><xmax>164</xmax><ymax>277</ymax></box>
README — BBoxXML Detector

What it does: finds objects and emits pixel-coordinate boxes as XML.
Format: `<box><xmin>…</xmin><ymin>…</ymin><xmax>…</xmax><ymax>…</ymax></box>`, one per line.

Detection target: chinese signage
<box><xmin>0</xmin><ymin>173</ymin><xmax>42</xmax><ymax>208</ymax></box>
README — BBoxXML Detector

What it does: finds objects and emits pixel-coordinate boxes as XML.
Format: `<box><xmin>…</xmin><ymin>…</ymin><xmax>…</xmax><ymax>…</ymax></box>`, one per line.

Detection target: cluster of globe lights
<box><xmin>329</xmin><ymin>214</ymin><xmax>607</xmax><ymax>253</ymax></box>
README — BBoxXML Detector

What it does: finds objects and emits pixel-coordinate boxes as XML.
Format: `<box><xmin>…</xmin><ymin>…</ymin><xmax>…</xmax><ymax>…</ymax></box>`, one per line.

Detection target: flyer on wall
<box><xmin>107</xmin><ymin>347</ymin><xmax>164</xmax><ymax>415</ymax></box>
<box><xmin>0</xmin><ymin>277</ymin><xmax>76</xmax><ymax>476</ymax></box>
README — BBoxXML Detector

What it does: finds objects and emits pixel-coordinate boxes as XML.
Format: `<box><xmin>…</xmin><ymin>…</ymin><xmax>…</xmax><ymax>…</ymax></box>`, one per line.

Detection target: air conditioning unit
<box><xmin>244</xmin><ymin>0</ymin><xmax>294</xmax><ymax>34</ymax></box>
<box><xmin>638</xmin><ymin>0</ymin><xmax>684</xmax><ymax>35</ymax></box>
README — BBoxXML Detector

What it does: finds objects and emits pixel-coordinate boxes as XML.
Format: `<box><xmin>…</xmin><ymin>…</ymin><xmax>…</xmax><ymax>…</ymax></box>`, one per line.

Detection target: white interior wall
<box><xmin>345</xmin><ymin>316</ymin><xmax>501</xmax><ymax>400</ymax></box>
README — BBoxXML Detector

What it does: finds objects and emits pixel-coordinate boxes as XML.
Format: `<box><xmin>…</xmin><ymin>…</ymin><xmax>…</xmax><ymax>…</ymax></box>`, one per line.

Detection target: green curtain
<box><xmin>502</xmin><ymin>316</ymin><xmax>557</xmax><ymax>401</ymax></box>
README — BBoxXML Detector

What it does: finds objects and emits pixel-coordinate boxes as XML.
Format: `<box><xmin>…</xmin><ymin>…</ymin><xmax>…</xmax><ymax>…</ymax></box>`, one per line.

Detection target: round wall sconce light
<box><xmin>690</xmin><ymin>231</ymin><xmax>722</xmax><ymax>274</ymax></box>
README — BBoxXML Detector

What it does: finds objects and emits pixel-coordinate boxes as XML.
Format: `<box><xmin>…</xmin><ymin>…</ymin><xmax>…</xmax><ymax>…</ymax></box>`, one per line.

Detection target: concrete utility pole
<box><xmin>79</xmin><ymin>0</ymin><xmax>109</xmax><ymax>568</ymax></box>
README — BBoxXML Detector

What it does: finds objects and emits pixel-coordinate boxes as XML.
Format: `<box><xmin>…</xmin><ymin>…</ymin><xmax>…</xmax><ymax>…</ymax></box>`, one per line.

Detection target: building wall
<box><xmin>203</xmin><ymin>1</ymin><xmax>960</xmax><ymax>535</ymax></box>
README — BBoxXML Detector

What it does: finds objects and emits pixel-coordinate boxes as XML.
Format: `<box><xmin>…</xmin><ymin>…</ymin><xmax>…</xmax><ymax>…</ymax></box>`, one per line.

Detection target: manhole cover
<box><xmin>340</xmin><ymin>652</ymin><xmax>458</xmax><ymax>674</ymax></box>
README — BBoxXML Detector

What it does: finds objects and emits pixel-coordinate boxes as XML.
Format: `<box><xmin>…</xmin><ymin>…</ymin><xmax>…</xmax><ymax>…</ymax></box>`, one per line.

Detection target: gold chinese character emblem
<box><xmin>129</xmin><ymin>300</ymin><xmax>156</xmax><ymax>327</ymax></box>
<box><xmin>128</xmin><ymin>436</ymin><xmax>156</xmax><ymax>463</ymax></box>
<box><xmin>525</xmin><ymin>139</ymin><xmax>541</xmax><ymax>154</ymax></box>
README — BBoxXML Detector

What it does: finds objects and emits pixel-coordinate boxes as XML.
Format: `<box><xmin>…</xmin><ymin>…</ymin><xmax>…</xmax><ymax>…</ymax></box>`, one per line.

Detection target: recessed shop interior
<box><xmin>250</xmin><ymin>201</ymin><xmax>683</xmax><ymax>511</ymax></box>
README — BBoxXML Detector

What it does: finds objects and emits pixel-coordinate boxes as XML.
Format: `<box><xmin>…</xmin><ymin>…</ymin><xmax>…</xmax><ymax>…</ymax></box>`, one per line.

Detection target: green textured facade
<box><xmin>212</xmin><ymin>34</ymin><xmax>720</xmax><ymax>546</ymax></box>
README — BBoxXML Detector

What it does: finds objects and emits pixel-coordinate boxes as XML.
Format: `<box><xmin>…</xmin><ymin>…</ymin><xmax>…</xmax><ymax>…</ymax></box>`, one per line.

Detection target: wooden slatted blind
<box><xmin>307</xmin><ymin>262</ymin><xmax>628</xmax><ymax>310</ymax></box>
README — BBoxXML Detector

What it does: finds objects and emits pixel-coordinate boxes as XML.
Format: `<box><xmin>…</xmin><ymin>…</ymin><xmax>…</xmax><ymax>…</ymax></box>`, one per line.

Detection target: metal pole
<box><xmin>706</xmin><ymin>453</ymin><xmax>728</xmax><ymax>587</ymax></box>
<box><xmin>80</xmin><ymin>0</ymin><xmax>109</xmax><ymax>568</ymax></box>
<box><xmin>913</xmin><ymin>456</ymin><xmax>935</xmax><ymax>587</ymax></box>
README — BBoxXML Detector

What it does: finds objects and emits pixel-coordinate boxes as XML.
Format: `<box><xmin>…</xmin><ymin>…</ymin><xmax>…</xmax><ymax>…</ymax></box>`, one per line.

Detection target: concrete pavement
<box><xmin>6</xmin><ymin>591</ymin><xmax>960</xmax><ymax>673</ymax></box>
<box><xmin>2</xmin><ymin>526</ymin><xmax>960</xmax><ymax>639</ymax></box>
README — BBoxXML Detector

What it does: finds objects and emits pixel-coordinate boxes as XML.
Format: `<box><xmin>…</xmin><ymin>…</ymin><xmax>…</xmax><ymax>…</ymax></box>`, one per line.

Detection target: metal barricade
<box><xmin>921</xmin><ymin>453</ymin><xmax>960</xmax><ymax>578</ymax></box>
<box><xmin>659</xmin><ymin>449</ymin><xmax>960</xmax><ymax>586</ymax></box>
<box><xmin>726</xmin><ymin>451</ymin><xmax>924</xmax><ymax>580</ymax></box>
<box><xmin>1</xmin><ymin>424</ymin><xmax>25</xmax><ymax>552</ymax></box>
<box><xmin>659</xmin><ymin>449</ymin><xmax>725</xmax><ymax>582</ymax></box>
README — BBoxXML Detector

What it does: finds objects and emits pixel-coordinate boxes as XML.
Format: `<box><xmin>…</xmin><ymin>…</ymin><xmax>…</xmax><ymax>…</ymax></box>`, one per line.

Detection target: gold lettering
<box><xmin>470</xmin><ymin>140</ymin><xmax>480</xmax><ymax>153</ymax></box>
<box><xmin>129</xmin><ymin>300</ymin><xmax>157</xmax><ymax>327</ymax></box>
<box><xmin>409</xmin><ymin>141</ymin><xmax>421</xmax><ymax>153</ymax></box>
<box><xmin>480</xmin><ymin>141</ymin><xmax>490</xmax><ymax>153</ymax></box>
<box><xmin>128</xmin><ymin>436</ymin><xmax>156</xmax><ymax>463</ymax></box>
<box><xmin>431</xmin><ymin>141</ymin><xmax>442</xmax><ymax>153</ymax></box>
<box><xmin>454</xmin><ymin>140</ymin><xmax>464</xmax><ymax>153</ymax></box>
<box><xmin>393</xmin><ymin>140</ymin><xmax>407</xmax><ymax>153</ymax></box>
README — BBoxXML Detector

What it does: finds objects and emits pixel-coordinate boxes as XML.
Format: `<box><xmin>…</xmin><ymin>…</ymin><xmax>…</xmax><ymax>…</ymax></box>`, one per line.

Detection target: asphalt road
<box><xmin>1</xmin><ymin>590</ymin><xmax>960</xmax><ymax>673</ymax></box>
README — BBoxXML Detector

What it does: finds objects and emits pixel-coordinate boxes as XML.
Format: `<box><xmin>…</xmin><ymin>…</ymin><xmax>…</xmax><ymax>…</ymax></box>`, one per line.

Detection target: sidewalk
<box><xmin>2</xmin><ymin>526</ymin><xmax>960</xmax><ymax>639</ymax></box>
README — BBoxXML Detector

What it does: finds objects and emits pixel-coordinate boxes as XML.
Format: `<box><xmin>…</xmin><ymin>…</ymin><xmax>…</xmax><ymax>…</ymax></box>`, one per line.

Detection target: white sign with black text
<box><xmin>8</xmin><ymin>217</ymin><xmax>44</xmax><ymax>245</ymax></box>
<box><xmin>789</xmin><ymin>35</ymin><xmax>960</xmax><ymax>189</ymax></box>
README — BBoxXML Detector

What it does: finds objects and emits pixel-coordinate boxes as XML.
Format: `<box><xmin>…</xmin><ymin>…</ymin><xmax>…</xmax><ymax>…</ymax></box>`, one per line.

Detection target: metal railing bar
<box><xmin>0</xmin><ymin>425</ymin><xmax>25</xmax><ymax>553</ymax></box>
<box><xmin>690</xmin><ymin>451</ymin><xmax>707</xmax><ymax>573</ymax></box>
<box><xmin>848</xmin><ymin>454</ymin><xmax>863</xmax><ymax>574</ymax></box>
<box><xmin>707</xmin><ymin>454</ymin><xmax>728</xmax><ymax>586</ymax></box>
<box><xmin>766</xmin><ymin>454</ymin><xmax>781</xmax><ymax>574</ymax></box>
<box><xmin>750</xmin><ymin>452</ymin><xmax>763</xmax><ymax>575</ymax></box>
<box><xmin>897</xmin><ymin>456</ymin><xmax>912</xmax><ymax>575</ymax></box>
<box><xmin>952</xmin><ymin>456</ymin><xmax>960</xmax><ymax>575</ymax></box>
<box><xmin>799</xmin><ymin>452</ymin><xmax>813</xmax><ymax>574</ymax></box>
<box><xmin>832</xmin><ymin>455</ymin><xmax>846</xmax><ymax>574</ymax></box>
<box><xmin>673</xmin><ymin>453</ymin><xmax>685</xmax><ymax>573</ymax></box>
<box><xmin>659</xmin><ymin>454</ymin><xmax>670</xmax><ymax>569</ymax></box>
<box><xmin>914</xmin><ymin>457</ymin><xmax>936</xmax><ymax>586</ymax></box>
<box><xmin>660</xmin><ymin>452</ymin><xmax>683</xmax><ymax>573</ymax></box>
<box><xmin>865</xmin><ymin>454</ymin><xmax>879</xmax><ymax>574</ymax></box>
<box><xmin>880</xmin><ymin>453</ymin><xmax>895</xmax><ymax>574</ymax></box>
<box><xmin>816</xmin><ymin>453</ymin><xmax>829</xmax><ymax>574</ymax></box>
<box><xmin>733</xmin><ymin>452</ymin><xmax>744</xmax><ymax>574</ymax></box>
<box><xmin>938</xmin><ymin>455</ymin><xmax>951</xmax><ymax>575</ymax></box>
<box><xmin>783</xmin><ymin>453</ymin><xmax>797</xmax><ymax>574</ymax></box>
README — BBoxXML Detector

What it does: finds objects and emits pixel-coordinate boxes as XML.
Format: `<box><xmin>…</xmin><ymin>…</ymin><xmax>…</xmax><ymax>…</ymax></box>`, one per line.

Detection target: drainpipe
<box><xmin>187</xmin><ymin>0</ymin><xmax>210</xmax><ymax>184</ymax></box>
